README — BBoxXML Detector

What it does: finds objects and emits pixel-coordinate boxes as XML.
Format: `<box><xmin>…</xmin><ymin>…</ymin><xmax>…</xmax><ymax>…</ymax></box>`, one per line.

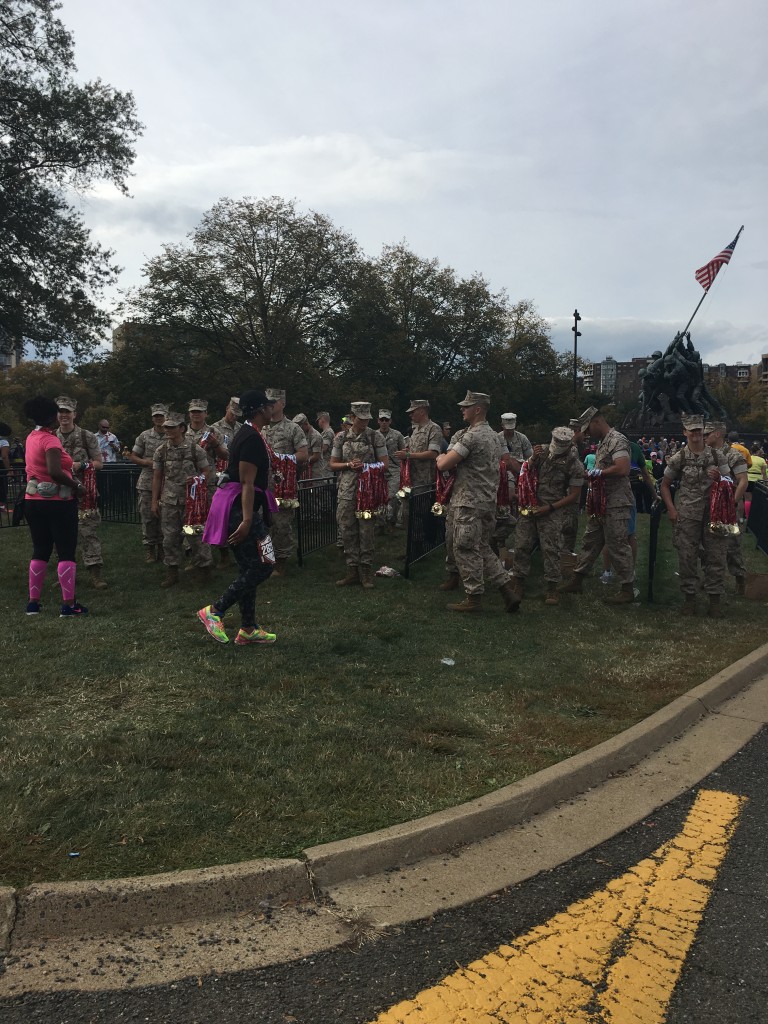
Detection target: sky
<box><xmin>59</xmin><ymin>0</ymin><xmax>767</xmax><ymax>368</ymax></box>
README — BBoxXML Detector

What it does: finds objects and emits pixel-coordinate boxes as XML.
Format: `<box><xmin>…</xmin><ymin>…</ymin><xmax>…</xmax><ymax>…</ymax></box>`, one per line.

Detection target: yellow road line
<box><xmin>371</xmin><ymin>789</ymin><xmax>745</xmax><ymax>1024</ymax></box>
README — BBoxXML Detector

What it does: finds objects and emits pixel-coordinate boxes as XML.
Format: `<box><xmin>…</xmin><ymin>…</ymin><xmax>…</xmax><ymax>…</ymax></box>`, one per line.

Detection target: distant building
<box><xmin>584</xmin><ymin>352</ymin><xmax>765</xmax><ymax>405</ymax></box>
<box><xmin>0</xmin><ymin>328</ymin><xmax>22</xmax><ymax>376</ymax></box>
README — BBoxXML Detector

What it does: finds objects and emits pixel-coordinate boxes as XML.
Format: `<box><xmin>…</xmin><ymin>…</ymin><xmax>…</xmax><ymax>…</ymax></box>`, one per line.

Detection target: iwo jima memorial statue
<box><xmin>622</xmin><ymin>227</ymin><xmax>744</xmax><ymax>435</ymax></box>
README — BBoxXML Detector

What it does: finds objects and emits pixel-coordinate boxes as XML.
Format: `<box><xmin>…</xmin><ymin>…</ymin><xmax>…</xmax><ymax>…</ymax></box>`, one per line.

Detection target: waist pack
<box><xmin>25</xmin><ymin>478</ymin><xmax>72</xmax><ymax>500</ymax></box>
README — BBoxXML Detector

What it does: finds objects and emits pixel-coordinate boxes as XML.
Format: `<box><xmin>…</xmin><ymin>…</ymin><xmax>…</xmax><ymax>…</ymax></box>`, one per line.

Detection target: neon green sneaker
<box><xmin>234</xmin><ymin>626</ymin><xmax>277</xmax><ymax>645</ymax></box>
<box><xmin>197</xmin><ymin>605</ymin><xmax>229</xmax><ymax>644</ymax></box>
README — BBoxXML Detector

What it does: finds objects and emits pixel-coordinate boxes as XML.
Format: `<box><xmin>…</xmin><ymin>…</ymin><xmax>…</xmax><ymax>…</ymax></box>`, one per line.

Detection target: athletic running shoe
<box><xmin>60</xmin><ymin>601</ymin><xmax>89</xmax><ymax>617</ymax></box>
<box><xmin>234</xmin><ymin>626</ymin><xmax>277</xmax><ymax>646</ymax></box>
<box><xmin>26</xmin><ymin>600</ymin><xmax>42</xmax><ymax>615</ymax></box>
<box><xmin>197</xmin><ymin>605</ymin><xmax>229</xmax><ymax>644</ymax></box>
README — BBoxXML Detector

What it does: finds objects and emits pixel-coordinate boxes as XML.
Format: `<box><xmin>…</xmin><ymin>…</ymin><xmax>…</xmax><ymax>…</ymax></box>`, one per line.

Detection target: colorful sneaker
<box><xmin>60</xmin><ymin>601</ymin><xmax>89</xmax><ymax>617</ymax></box>
<box><xmin>26</xmin><ymin>600</ymin><xmax>42</xmax><ymax>615</ymax></box>
<box><xmin>234</xmin><ymin>626</ymin><xmax>277</xmax><ymax>645</ymax></box>
<box><xmin>197</xmin><ymin>605</ymin><xmax>229</xmax><ymax>644</ymax></box>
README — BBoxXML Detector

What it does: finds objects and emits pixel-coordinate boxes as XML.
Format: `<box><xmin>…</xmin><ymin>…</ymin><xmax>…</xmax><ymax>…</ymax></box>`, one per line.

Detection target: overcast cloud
<box><xmin>60</xmin><ymin>0</ymin><xmax>767</xmax><ymax>366</ymax></box>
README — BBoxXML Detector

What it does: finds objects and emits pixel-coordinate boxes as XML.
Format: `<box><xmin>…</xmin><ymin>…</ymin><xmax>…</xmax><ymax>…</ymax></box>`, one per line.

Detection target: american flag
<box><xmin>694</xmin><ymin>231</ymin><xmax>742</xmax><ymax>291</ymax></box>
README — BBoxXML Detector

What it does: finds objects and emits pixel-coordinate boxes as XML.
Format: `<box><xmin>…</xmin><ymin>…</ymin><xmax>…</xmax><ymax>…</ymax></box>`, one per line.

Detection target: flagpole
<box><xmin>682</xmin><ymin>225</ymin><xmax>744</xmax><ymax>336</ymax></box>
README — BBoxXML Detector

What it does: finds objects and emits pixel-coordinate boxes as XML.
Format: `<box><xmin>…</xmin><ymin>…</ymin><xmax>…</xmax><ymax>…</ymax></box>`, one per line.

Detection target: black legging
<box><xmin>213</xmin><ymin>503</ymin><xmax>274</xmax><ymax>628</ymax></box>
<box><xmin>24</xmin><ymin>499</ymin><xmax>79</xmax><ymax>561</ymax></box>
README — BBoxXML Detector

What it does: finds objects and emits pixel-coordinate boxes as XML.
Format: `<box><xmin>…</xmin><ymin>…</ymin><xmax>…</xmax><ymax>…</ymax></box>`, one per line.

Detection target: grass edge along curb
<box><xmin>3</xmin><ymin>639</ymin><xmax>767</xmax><ymax>953</ymax></box>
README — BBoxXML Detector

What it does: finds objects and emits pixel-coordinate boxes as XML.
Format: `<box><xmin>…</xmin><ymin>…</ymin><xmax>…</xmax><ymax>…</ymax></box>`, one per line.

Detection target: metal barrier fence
<box><xmin>747</xmin><ymin>483</ymin><xmax>768</xmax><ymax>556</ymax></box>
<box><xmin>0</xmin><ymin>465</ymin><xmax>141</xmax><ymax>528</ymax></box>
<box><xmin>404</xmin><ymin>485</ymin><xmax>445</xmax><ymax>577</ymax></box>
<box><xmin>296</xmin><ymin>477</ymin><xmax>337</xmax><ymax>565</ymax></box>
<box><xmin>0</xmin><ymin>469</ymin><xmax>26</xmax><ymax>527</ymax></box>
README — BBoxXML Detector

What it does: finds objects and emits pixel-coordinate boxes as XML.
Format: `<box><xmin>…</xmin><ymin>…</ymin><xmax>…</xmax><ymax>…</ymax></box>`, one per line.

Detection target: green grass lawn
<box><xmin>1</xmin><ymin>515</ymin><xmax>766</xmax><ymax>887</ymax></box>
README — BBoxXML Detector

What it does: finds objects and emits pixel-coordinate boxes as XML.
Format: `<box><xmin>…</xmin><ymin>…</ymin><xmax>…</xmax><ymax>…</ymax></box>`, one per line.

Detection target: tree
<box><xmin>0</xmin><ymin>0</ymin><xmax>143</xmax><ymax>359</ymax></box>
<box><xmin>128</xmin><ymin>196</ymin><xmax>362</xmax><ymax>400</ymax></box>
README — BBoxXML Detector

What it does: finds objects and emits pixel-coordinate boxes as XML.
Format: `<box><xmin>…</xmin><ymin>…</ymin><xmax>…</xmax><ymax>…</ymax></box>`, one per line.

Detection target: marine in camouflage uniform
<box><xmin>211</xmin><ymin>397</ymin><xmax>243</xmax><ymax>454</ymax></box>
<box><xmin>151</xmin><ymin>410</ymin><xmax>213</xmax><ymax>586</ymax></box>
<box><xmin>494</xmin><ymin>412</ymin><xmax>533</xmax><ymax>551</ymax></box>
<box><xmin>315</xmin><ymin>413</ymin><xmax>336</xmax><ymax>479</ymax></box>
<box><xmin>395</xmin><ymin>399</ymin><xmax>442</xmax><ymax>544</ymax></box>
<box><xmin>263</xmin><ymin>388</ymin><xmax>309</xmax><ymax>571</ymax></box>
<box><xmin>705</xmin><ymin>421</ymin><xmax>749</xmax><ymax>595</ymax></box>
<box><xmin>55</xmin><ymin>395</ymin><xmax>107</xmax><ymax>589</ymax></box>
<box><xmin>376</xmin><ymin>409</ymin><xmax>405</xmax><ymax>526</ymax></box>
<box><xmin>511</xmin><ymin>428</ymin><xmax>585</xmax><ymax>604</ymax></box>
<box><xmin>661</xmin><ymin>415</ymin><xmax>733</xmax><ymax>617</ymax></box>
<box><xmin>128</xmin><ymin>403</ymin><xmax>168</xmax><ymax>562</ymax></box>
<box><xmin>435</xmin><ymin>392</ymin><xmax>520</xmax><ymax>613</ymax></box>
<box><xmin>292</xmin><ymin>413</ymin><xmax>324</xmax><ymax>479</ymax></box>
<box><xmin>561</xmin><ymin>416</ymin><xmax>586</xmax><ymax>555</ymax></box>
<box><xmin>560</xmin><ymin>408</ymin><xmax>635</xmax><ymax>603</ymax></box>
<box><xmin>330</xmin><ymin>402</ymin><xmax>388</xmax><ymax>588</ymax></box>
<box><xmin>185</xmin><ymin>399</ymin><xmax>226</xmax><ymax>571</ymax></box>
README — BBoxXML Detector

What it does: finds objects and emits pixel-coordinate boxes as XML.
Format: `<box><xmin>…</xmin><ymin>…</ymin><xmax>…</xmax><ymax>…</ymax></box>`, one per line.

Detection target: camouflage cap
<box><xmin>458</xmin><ymin>391</ymin><xmax>490</xmax><ymax>407</ymax></box>
<box><xmin>575</xmin><ymin>406</ymin><xmax>599</xmax><ymax>431</ymax></box>
<box><xmin>228</xmin><ymin>396</ymin><xmax>242</xmax><ymax>415</ymax></box>
<box><xmin>316</xmin><ymin>411</ymin><xmax>330</xmax><ymax>421</ymax></box>
<box><xmin>56</xmin><ymin>395</ymin><xmax>77</xmax><ymax>412</ymax></box>
<box><xmin>406</xmin><ymin>399</ymin><xmax>430</xmax><ymax>413</ymax></box>
<box><xmin>265</xmin><ymin>388</ymin><xmax>286</xmax><ymax>402</ymax></box>
<box><xmin>350</xmin><ymin>401</ymin><xmax>372</xmax><ymax>420</ymax></box>
<box><xmin>151</xmin><ymin>403</ymin><xmax>168</xmax><ymax>417</ymax></box>
<box><xmin>705</xmin><ymin>420</ymin><xmax>727</xmax><ymax>435</ymax></box>
<box><xmin>568</xmin><ymin>417</ymin><xmax>581</xmax><ymax>430</ymax></box>
<box><xmin>188</xmin><ymin>398</ymin><xmax>208</xmax><ymax>412</ymax></box>
<box><xmin>292</xmin><ymin>413</ymin><xmax>308</xmax><ymax>425</ymax></box>
<box><xmin>550</xmin><ymin>426</ymin><xmax>574</xmax><ymax>454</ymax></box>
<box><xmin>500</xmin><ymin>412</ymin><xmax>517</xmax><ymax>426</ymax></box>
<box><xmin>378</xmin><ymin>409</ymin><xmax>392</xmax><ymax>419</ymax></box>
<box><xmin>681</xmin><ymin>414</ymin><xmax>705</xmax><ymax>431</ymax></box>
<box><xmin>162</xmin><ymin>410</ymin><xmax>185</xmax><ymax>427</ymax></box>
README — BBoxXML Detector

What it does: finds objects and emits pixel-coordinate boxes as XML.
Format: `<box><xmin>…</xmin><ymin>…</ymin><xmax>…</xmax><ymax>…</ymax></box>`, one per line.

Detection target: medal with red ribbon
<box><xmin>78</xmin><ymin>464</ymin><xmax>99</xmax><ymax>521</ymax></box>
<box><xmin>496</xmin><ymin>459</ymin><xmax>511</xmax><ymax>510</ymax></box>
<box><xmin>356</xmin><ymin>462</ymin><xmax>388</xmax><ymax>519</ymax></box>
<box><xmin>516</xmin><ymin>459</ymin><xmax>539</xmax><ymax>517</ymax></box>
<box><xmin>586</xmin><ymin>472</ymin><xmax>607</xmax><ymax>519</ymax></box>
<box><xmin>264</xmin><ymin>438</ymin><xmax>299</xmax><ymax>508</ymax></box>
<box><xmin>709</xmin><ymin>476</ymin><xmax>739</xmax><ymax>536</ymax></box>
<box><xmin>396</xmin><ymin>457</ymin><xmax>412</xmax><ymax>499</ymax></box>
<box><xmin>431</xmin><ymin>470</ymin><xmax>456</xmax><ymax>516</ymax></box>
<box><xmin>183</xmin><ymin>474</ymin><xmax>209</xmax><ymax>534</ymax></box>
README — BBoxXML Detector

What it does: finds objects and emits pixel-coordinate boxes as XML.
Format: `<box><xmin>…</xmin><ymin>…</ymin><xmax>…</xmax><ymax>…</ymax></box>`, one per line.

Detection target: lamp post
<box><xmin>572</xmin><ymin>309</ymin><xmax>582</xmax><ymax>398</ymax></box>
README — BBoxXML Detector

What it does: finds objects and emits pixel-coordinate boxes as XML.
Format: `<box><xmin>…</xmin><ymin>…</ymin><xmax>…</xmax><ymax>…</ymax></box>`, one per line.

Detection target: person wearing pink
<box><xmin>23</xmin><ymin>395</ymin><xmax>88</xmax><ymax>617</ymax></box>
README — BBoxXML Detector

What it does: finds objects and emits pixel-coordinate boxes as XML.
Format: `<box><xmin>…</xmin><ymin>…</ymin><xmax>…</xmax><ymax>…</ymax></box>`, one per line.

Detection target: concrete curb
<box><xmin>4</xmin><ymin>641</ymin><xmax>768</xmax><ymax>951</ymax></box>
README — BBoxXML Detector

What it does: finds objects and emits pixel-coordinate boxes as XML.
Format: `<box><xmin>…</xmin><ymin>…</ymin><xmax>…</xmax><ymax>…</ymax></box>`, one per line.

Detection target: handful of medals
<box><xmin>269</xmin><ymin>450</ymin><xmax>299</xmax><ymax>508</ymax></box>
<box><xmin>183</xmin><ymin>474</ymin><xmax>208</xmax><ymax>534</ymax></box>
<box><xmin>396</xmin><ymin>457</ymin><xmax>412</xmax><ymax>499</ymax></box>
<box><xmin>78</xmin><ymin>463</ymin><xmax>99</xmax><ymax>521</ymax></box>
<box><xmin>516</xmin><ymin>459</ymin><xmax>539</xmax><ymax>517</ymax></box>
<box><xmin>586</xmin><ymin>470</ymin><xmax>607</xmax><ymax>520</ymax></box>
<box><xmin>709</xmin><ymin>475</ymin><xmax>740</xmax><ymax>536</ymax></box>
<box><xmin>356</xmin><ymin>462</ymin><xmax>388</xmax><ymax>519</ymax></box>
<box><xmin>431</xmin><ymin>470</ymin><xmax>456</xmax><ymax>516</ymax></box>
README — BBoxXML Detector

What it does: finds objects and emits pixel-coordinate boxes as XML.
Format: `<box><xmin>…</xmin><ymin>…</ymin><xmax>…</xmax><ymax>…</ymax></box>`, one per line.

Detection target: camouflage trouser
<box><xmin>386</xmin><ymin>469</ymin><xmax>401</xmax><ymax>525</ymax></box>
<box><xmin>673</xmin><ymin>514</ymin><xmax>727</xmax><ymax>595</ymax></box>
<box><xmin>337</xmin><ymin>498</ymin><xmax>375</xmax><ymax>567</ymax></box>
<box><xmin>270</xmin><ymin>505</ymin><xmax>296</xmax><ymax>560</ymax></box>
<box><xmin>78</xmin><ymin>508</ymin><xmax>103</xmax><ymax>567</ymax></box>
<box><xmin>561</xmin><ymin>506</ymin><xmax>579</xmax><ymax>554</ymax></box>
<box><xmin>726</xmin><ymin>531</ymin><xmax>746</xmax><ymax>579</ymax></box>
<box><xmin>160</xmin><ymin>503</ymin><xmax>184</xmax><ymax>567</ymax></box>
<box><xmin>137</xmin><ymin>489</ymin><xmax>161</xmax><ymax>547</ymax></box>
<box><xmin>574</xmin><ymin>506</ymin><xmax>634</xmax><ymax>584</ymax></box>
<box><xmin>444</xmin><ymin>505</ymin><xmax>457</xmax><ymax>576</ymax></box>
<box><xmin>513</xmin><ymin>509</ymin><xmax>566</xmax><ymax>583</ymax></box>
<box><xmin>493</xmin><ymin>511</ymin><xmax>516</xmax><ymax>549</ymax></box>
<box><xmin>452</xmin><ymin>505</ymin><xmax>509</xmax><ymax>596</ymax></box>
<box><xmin>187</xmin><ymin>532</ymin><xmax>214</xmax><ymax>568</ymax></box>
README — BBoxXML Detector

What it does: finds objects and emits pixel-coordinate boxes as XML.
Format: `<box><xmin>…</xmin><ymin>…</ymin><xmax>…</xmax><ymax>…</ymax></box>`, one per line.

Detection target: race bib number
<box><xmin>257</xmin><ymin>534</ymin><xmax>276</xmax><ymax>564</ymax></box>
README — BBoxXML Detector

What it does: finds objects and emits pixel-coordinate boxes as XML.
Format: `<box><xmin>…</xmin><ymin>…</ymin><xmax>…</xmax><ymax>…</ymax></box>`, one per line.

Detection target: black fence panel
<box><xmin>747</xmin><ymin>483</ymin><xmax>768</xmax><ymax>557</ymax></box>
<box><xmin>97</xmin><ymin>465</ymin><xmax>140</xmax><ymax>523</ymax></box>
<box><xmin>0</xmin><ymin>468</ymin><xmax>26</xmax><ymax>528</ymax></box>
<box><xmin>296</xmin><ymin>477</ymin><xmax>337</xmax><ymax>565</ymax></box>
<box><xmin>404</xmin><ymin>485</ymin><xmax>445</xmax><ymax>578</ymax></box>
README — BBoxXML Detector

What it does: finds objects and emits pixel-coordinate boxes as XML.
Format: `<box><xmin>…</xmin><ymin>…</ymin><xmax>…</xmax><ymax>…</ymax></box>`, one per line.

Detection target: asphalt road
<box><xmin>2</xmin><ymin>726</ymin><xmax>767</xmax><ymax>1024</ymax></box>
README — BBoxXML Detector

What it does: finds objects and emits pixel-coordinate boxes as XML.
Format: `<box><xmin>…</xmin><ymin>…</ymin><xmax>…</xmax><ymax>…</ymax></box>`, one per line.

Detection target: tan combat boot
<box><xmin>510</xmin><ymin>576</ymin><xmax>525</xmax><ymax>599</ymax></box>
<box><xmin>447</xmin><ymin>593</ymin><xmax>483</xmax><ymax>613</ymax></box>
<box><xmin>680</xmin><ymin>594</ymin><xmax>697</xmax><ymax>616</ymax></box>
<box><xmin>707</xmin><ymin>594</ymin><xmax>724</xmax><ymax>619</ymax></box>
<box><xmin>336</xmin><ymin>567</ymin><xmax>361</xmax><ymax>587</ymax></box>
<box><xmin>438</xmin><ymin>575</ymin><xmax>460</xmax><ymax>591</ymax></box>
<box><xmin>88</xmin><ymin>565</ymin><xmax>108</xmax><ymax>590</ymax></box>
<box><xmin>144</xmin><ymin>545</ymin><xmax>157</xmax><ymax>564</ymax></box>
<box><xmin>605</xmin><ymin>582</ymin><xmax>635</xmax><ymax>605</ymax></box>
<box><xmin>498</xmin><ymin>581</ymin><xmax>522</xmax><ymax>613</ymax></box>
<box><xmin>558</xmin><ymin>573</ymin><xmax>584</xmax><ymax>594</ymax></box>
<box><xmin>360</xmin><ymin>566</ymin><xmax>375</xmax><ymax>589</ymax></box>
<box><xmin>160</xmin><ymin>566</ymin><xmax>179</xmax><ymax>588</ymax></box>
<box><xmin>544</xmin><ymin>582</ymin><xmax>559</xmax><ymax>606</ymax></box>
<box><xmin>271</xmin><ymin>558</ymin><xmax>287</xmax><ymax>577</ymax></box>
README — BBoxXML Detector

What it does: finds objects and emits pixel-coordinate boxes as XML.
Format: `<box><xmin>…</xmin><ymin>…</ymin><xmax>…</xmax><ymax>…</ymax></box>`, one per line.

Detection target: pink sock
<box><xmin>58</xmin><ymin>560</ymin><xmax>77</xmax><ymax>603</ymax></box>
<box><xmin>29</xmin><ymin>560</ymin><xmax>48</xmax><ymax>600</ymax></box>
